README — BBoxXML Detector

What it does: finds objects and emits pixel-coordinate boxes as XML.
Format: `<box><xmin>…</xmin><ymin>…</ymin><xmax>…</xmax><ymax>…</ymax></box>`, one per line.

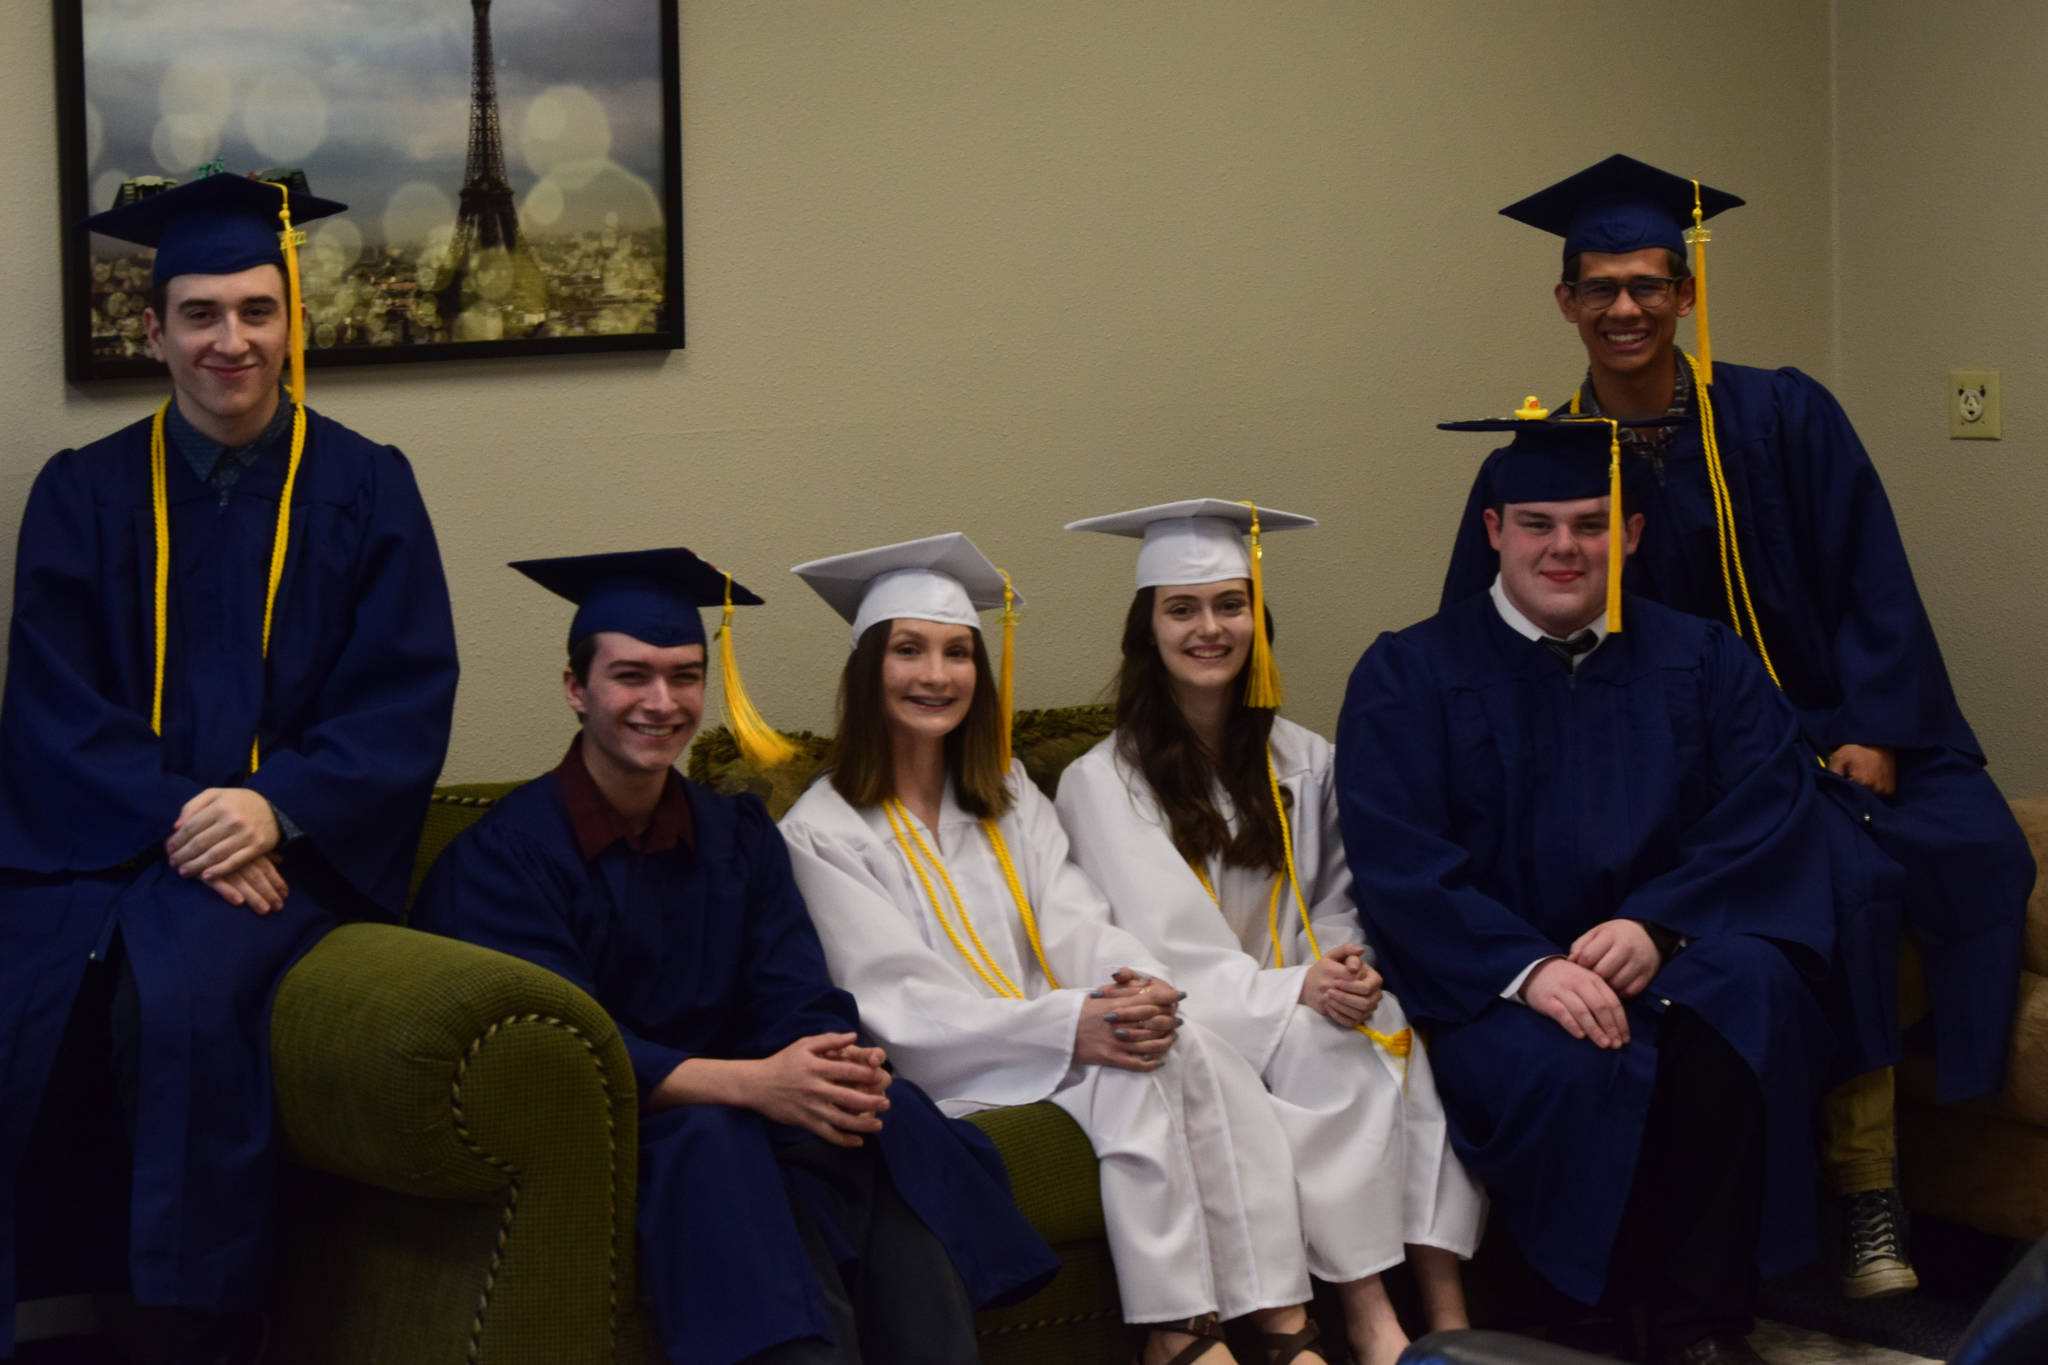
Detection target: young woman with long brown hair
<box><xmin>1055</xmin><ymin>502</ymin><xmax>1485</xmax><ymax>1365</ymax></box>
<box><xmin>779</xmin><ymin>533</ymin><xmax>1332</xmax><ymax>1365</ymax></box>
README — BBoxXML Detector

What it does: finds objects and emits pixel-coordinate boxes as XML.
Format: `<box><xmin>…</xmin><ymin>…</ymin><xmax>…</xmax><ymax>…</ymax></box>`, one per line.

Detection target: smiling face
<box><xmin>143</xmin><ymin>263</ymin><xmax>290</xmax><ymax>446</ymax></box>
<box><xmin>1555</xmin><ymin>247</ymin><xmax>1695</xmax><ymax>398</ymax></box>
<box><xmin>1485</xmin><ymin>497</ymin><xmax>1644</xmax><ymax>638</ymax></box>
<box><xmin>565</xmin><ymin>632</ymin><xmax>706</xmax><ymax>790</ymax></box>
<box><xmin>879</xmin><ymin>619</ymin><xmax>979</xmax><ymax>747</ymax></box>
<box><xmin>1152</xmin><ymin>578</ymin><xmax>1254</xmax><ymax>704</ymax></box>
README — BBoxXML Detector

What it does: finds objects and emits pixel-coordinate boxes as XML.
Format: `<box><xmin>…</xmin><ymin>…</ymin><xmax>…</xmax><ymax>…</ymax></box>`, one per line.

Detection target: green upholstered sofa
<box><xmin>263</xmin><ymin>708</ymin><xmax>1125</xmax><ymax>1365</ymax></box>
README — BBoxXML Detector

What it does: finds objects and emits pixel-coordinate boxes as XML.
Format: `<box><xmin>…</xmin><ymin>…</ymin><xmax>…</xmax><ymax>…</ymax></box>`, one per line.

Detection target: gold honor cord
<box><xmin>882</xmin><ymin>799</ymin><xmax>1061</xmax><ymax>997</ymax></box>
<box><xmin>1683</xmin><ymin>352</ymin><xmax>1782</xmax><ymax>688</ymax></box>
<box><xmin>147</xmin><ymin>397</ymin><xmax>305</xmax><ymax>774</ymax></box>
<box><xmin>1189</xmin><ymin>750</ymin><xmax>1412</xmax><ymax>1069</ymax></box>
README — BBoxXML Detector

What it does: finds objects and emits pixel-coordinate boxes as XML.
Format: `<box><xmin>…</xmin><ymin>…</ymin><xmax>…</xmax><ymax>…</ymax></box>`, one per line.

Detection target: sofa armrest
<box><xmin>270</xmin><ymin>922</ymin><xmax>639</xmax><ymax>1203</ymax></box>
<box><xmin>269</xmin><ymin>922</ymin><xmax>648</xmax><ymax>1362</ymax></box>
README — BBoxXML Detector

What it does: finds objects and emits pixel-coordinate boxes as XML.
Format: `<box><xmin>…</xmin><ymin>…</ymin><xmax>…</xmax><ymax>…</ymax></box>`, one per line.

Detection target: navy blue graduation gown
<box><xmin>1440</xmin><ymin>362</ymin><xmax>2033</xmax><ymax>1100</ymax></box>
<box><xmin>410</xmin><ymin>759</ymin><xmax>1057</xmax><ymax>1365</ymax></box>
<box><xmin>0</xmin><ymin>407</ymin><xmax>458</xmax><ymax>1350</ymax></box>
<box><xmin>1335</xmin><ymin>594</ymin><xmax>1836</xmax><ymax>1304</ymax></box>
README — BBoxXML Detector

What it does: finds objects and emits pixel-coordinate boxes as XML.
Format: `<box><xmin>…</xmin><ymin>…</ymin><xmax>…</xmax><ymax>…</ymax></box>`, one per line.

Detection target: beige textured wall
<box><xmin>2</xmin><ymin>2</ymin><xmax>1844</xmax><ymax>785</ymax></box>
<box><xmin>1834</xmin><ymin>1</ymin><xmax>2048</xmax><ymax>797</ymax></box>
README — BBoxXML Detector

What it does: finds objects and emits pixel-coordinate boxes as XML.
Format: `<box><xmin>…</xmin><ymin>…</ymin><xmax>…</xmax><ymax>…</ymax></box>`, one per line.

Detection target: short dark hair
<box><xmin>146</xmin><ymin>281</ymin><xmax>168</xmax><ymax>321</ymax></box>
<box><xmin>568</xmin><ymin>635</ymin><xmax>599</xmax><ymax>685</ymax></box>
<box><xmin>827</xmin><ymin>620</ymin><xmax>1013</xmax><ymax>819</ymax></box>
<box><xmin>1561</xmin><ymin>248</ymin><xmax>1691</xmax><ymax>285</ymax></box>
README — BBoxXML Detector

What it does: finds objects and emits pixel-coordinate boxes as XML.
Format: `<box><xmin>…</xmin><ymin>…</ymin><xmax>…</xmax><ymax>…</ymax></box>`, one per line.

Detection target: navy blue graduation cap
<box><xmin>1440</xmin><ymin>404</ymin><xmax>1679</xmax><ymax>632</ymax></box>
<box><xmin>1500</xmin><ymin>153</ymin><xmax>1742</xmax><ymax>262</ymax></box>
<box><xmin>1500</xmin><ymin>154</ymin><xmax>1742</xmax><ymax>382</ymax></box>
<box><xmin>511</xmin><ymin>547</ymin><xmax>799</xmax><ymax>767</ymax></box>
<box><xmin>83</xmin><ymin>171</ymin><xmax>345</xmax><ymax>286</ymax></box>
<box><xmin>511</xmin><ymin>547</ymin><xmax>760</xmax><ymax>650</ymax></box>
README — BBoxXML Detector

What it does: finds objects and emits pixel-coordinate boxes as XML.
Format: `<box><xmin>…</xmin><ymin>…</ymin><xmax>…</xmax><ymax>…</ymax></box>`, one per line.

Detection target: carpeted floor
<box><xmin>1752</xmin><ymin>1318</ymin><xmax>1941</xmax><ymax>1364</ymax></box>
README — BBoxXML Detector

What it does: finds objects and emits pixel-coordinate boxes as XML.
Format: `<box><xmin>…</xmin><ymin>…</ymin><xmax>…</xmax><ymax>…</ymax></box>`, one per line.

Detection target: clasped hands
<box><xmin>1297</xmin><ymin>941</ymin><xmax>1383</xmax><ymax>1028</ymax></box>
<box><xmin>724</xmin><ymin>1033</ymin><xmax>894</xmax><ymax>1149</ymax></box>
<box><xmin>1828</xmin><ymin>743</ymin><xmax>1897</xmax><ymax>798</ymax></box>
<box><xmin>1522</xmin><ymin>918</ymin><xmax>1663</xmax><ymax>1051</ymax></box>
<box><xmin>165</xmin><ymin>787</ymin><xmax>286</xmax><ymax>915</ymax></box>
<box><xmin>1076</xmin><ymin>967</ymin><xmax>1183</xmax><ymax>1071</ymax></box>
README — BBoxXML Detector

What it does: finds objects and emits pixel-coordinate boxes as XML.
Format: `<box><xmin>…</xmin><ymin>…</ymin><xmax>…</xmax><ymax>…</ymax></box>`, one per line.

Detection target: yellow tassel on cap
<box><xmin>1605</xmin><ymin>418</ymin><xmax>1624</xmax><ymax>634</ymax></box>
<box><xmin>1685</xmin><ymin>179</ymin><xmax>1713</xmax><ymax>387</ymax></box>
<box><xmin>1238</xmin><ymin>502</ymin><xmax>1284</xmax><ymax>708</ymax></box>
<box><xmin>263</xmin><ymin>179</ymin><xmax>308</xmax><ymax>405</ymax></box>
<box><xmin>717</xmin><ymin>572</ymin><xmax>798</xmax><ymax>767</ymax></box>
<box><xmin>997</xmin><ymin>569</ymin><xmax>1018</xmax><ymax>772</ymax></box>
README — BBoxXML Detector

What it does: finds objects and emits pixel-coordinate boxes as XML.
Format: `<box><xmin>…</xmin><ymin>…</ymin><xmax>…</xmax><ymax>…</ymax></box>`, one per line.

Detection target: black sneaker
<box><xmin>1839</xmin><ymin>1187</ymin><xmax>1919</xmax><ymax>1299</ymax></box>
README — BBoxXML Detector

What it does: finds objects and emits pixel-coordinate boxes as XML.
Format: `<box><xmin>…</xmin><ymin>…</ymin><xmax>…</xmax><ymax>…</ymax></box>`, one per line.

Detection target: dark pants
<box><xmin>13</xmin><ymin>942</ymin><xmax>138</xmax><ymax>1304</ymax></box>
<box><xmin>1518</xmin><ymin>1006</ymin><xmax>1766</xmax><ymax>1361</ymax></box>
<box><xmin>746</xmin><ymin>1138</ymin><xmax>978</xmax><ymax>1365</ymax></box>
<box><xmin>1612</xmin><ymin>1005</ymin><xmax>1765</xmax><ymax>1358</ymax></box>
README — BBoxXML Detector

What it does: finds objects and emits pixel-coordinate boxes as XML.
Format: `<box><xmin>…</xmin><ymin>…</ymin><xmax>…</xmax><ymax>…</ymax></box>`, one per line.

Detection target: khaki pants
<box><xmin>1821</xmin><ymin>942</ymin><xmax>1929</xmax><ymax>1195</ymax></box>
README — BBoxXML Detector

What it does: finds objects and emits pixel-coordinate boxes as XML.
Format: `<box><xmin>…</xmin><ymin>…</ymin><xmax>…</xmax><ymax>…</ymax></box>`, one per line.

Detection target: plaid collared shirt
<box><xmin>1570</xmin><ymin>350</ymin><xmax>1693</xmax><ymax>476</ymax></box>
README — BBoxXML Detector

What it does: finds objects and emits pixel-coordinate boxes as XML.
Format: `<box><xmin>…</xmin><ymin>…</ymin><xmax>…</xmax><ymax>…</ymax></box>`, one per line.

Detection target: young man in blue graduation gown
<box><xmin>0</xmin><ymin>174</ymin><xmax>459</xmax><ymax>1361</ymax></box>
<box><xmin>1340</xmin><ymin>420</ymin><xmax>1837</xmax><ymax>1365</ymax></box>
<box><xmin>1439</xmin><ymin>154</ymin><xmax>2035</xmax><ymax>1297</ymax></box>
<box><xmin>410</xmin><ymin>549</ymin><xmax>1056</xmax><ymax>1365</ymax></box>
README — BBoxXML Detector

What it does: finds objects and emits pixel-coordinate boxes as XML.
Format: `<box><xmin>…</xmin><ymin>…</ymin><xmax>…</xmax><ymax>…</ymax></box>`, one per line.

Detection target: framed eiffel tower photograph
<box><xmin>55</xmin><ymin>0</ymin><xmax>683</xmax><ymax>382</ymax></box>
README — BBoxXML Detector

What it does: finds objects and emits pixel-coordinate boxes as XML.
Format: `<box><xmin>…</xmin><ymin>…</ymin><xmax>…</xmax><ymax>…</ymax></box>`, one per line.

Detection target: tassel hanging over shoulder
<box><xmin>997</xmin><ymin>569</ymin><xmax>1018</xmax><ymax>772</ymax></box>
<box><xmin>1238</xmin><ymin>502</ymin><xmax>1284</xmax><ymax>708</ymax></box>
<box><xmin>717</xmin><ymin>572</ymin><xmax>798</xmax><ymax>767</ymax></box>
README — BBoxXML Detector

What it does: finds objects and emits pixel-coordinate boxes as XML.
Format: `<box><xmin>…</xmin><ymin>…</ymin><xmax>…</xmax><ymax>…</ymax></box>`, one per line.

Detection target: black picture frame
<box><xmin>54</xmin><ymin>0</ymin><xmax>683</xmax><ymax>384</ymax></box>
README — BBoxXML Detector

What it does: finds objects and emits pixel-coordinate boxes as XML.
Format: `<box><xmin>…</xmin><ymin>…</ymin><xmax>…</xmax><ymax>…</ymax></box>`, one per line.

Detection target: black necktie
<box><xmin>1542</xmin><ymin>630</ymin><xmax>1598</xmax><ymax>671</ymax></box>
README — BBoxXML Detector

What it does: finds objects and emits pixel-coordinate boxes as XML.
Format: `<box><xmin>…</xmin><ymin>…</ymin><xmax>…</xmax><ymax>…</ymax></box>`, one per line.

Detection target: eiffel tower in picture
<box><xmin>434</xmin><ymin>0</ymin><xmax>547</xmax><ymax>338</ymax></box>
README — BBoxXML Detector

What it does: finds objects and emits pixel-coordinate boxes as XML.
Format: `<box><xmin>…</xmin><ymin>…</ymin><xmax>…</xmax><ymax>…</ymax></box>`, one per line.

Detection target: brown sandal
<box><xmin>1137</xmin><ymin>1312</ymin><xmax>1229</xmax><ymax>1365</ymax></box>
<box><xmin>1254</xmin><ymin>1319</ymin><xmax>1324</xmax><ymax>1365</ymax></box>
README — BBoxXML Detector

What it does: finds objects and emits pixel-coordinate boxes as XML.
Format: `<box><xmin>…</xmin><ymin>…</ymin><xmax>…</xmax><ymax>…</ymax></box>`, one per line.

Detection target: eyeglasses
<box><xmin>1567</xmin><ymin>276</ymin><xmax>1682</xmax><ymax>310</ymax></box>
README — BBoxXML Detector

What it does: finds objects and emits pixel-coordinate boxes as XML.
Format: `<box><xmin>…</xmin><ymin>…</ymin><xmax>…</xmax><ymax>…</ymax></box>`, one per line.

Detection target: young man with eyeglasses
<box><xmin>1439</xmin><ymin>153</ymin><xmax>2034</xmax><ymax>1303</ymax></box>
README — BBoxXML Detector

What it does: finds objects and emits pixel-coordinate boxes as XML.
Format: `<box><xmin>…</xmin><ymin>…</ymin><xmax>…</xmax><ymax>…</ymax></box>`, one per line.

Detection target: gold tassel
<box><xmin>716</xmin><ymin>572</ymin><xmax>798</xmax><ymax>767</ymax></box>
<box><xmin>1238</xmin><ymin>502</ymin><xmax>1284</xmax><ymax>708</ymax></box>
<box><xmin>264</xmin><ymin>179</ymin><xmax>307</xmax><ymax>404</ymax></box>
<box><xmin>997</xmin><ymin>569</ymin><xmax>1018</xmax><ymax>772</ymax></box>
<box><xmin>1606</xmin><ymin>418</ymin><xmax>1624</xmax><ymax>633</ymax></box>
<box><xmin>1686</xmin><ymin>179</ymin><xmax>1713</xmax><ymax>387</ymax></box>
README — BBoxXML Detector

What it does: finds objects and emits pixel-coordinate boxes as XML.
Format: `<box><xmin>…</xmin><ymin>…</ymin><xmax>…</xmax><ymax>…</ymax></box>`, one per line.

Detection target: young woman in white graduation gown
<box><xmin>778</xmin><ymin>533</ymin><xmax>1331</xmax><ymax>1365</ymax></box>
<box><xmin>1053</xmin><ymin>502</ymin><xmax>1487</xmax><ymax>1365</ymax></box>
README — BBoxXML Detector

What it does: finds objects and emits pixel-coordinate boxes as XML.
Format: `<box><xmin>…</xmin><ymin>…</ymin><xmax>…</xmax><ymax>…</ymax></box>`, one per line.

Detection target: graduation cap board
<box><xmin>792</xmin><ymin>532</ymin><xmax>1023</xmax><ymax>767</ymax></box>
<box><xmin>1441</xmin><ymin>408</ymin><xmax>1650</xmax><ymax>633</ymax></box>
<box><xmin>511</xmin><ymin>546</ymin><xmax>795</xmax><ymax>767</ymax></box>
<box><xmin>1500</xmin><ymin>153</ymin><xmax>1742</xmax><ymax>382</ymax></box>
<box><xmin>1064</xmin><ymin>499</ymin><xmax>1315</xmax><ymax>707</ymax></box>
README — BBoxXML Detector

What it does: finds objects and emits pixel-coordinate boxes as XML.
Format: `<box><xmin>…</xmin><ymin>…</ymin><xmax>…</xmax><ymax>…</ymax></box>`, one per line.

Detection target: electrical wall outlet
<box><xmin>1950</xmin><ymin>368</ymin><xmax>2001</xmax><ymax>439</ymax></box>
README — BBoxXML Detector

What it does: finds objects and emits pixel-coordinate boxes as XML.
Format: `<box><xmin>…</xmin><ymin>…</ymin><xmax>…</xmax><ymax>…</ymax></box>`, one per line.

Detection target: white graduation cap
<box><xmin>792</xmin><ymin>531</ymin><xmax>1025</xmax><ymax>767</ymax></box>
<box><xmin>1064</xmin><ymin>498</ymin><xmax>1316</xmax><ymax>590</ymax></box>
<box><xmin>1066</xmin><ymin>499</ymin><xmax>1314</xmax><ymax>708</ymax></box>
<box><xmin>791</xmin><ymin>532</ymin><xmax>1020</xmax><ymax>647</ymax></box>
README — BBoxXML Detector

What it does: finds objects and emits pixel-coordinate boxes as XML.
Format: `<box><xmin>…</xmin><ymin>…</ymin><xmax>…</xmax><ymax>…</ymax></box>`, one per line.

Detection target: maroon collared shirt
<box><xmin>549</xmin><ymin>733</ymin><xmax>695</xmax><ymax>860</ymax></box>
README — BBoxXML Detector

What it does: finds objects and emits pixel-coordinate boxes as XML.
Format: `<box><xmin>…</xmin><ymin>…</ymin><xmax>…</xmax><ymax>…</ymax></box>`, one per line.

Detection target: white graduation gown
<box><xmin>780</xmin><ymin>763</ymin><xmax>1311</xmax><ymax>1323</ymax></box>
<box><xmin>1056</xmin><ymin>718</ymin><xmax>1486</xmax><ymax>1280</ymax></box>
